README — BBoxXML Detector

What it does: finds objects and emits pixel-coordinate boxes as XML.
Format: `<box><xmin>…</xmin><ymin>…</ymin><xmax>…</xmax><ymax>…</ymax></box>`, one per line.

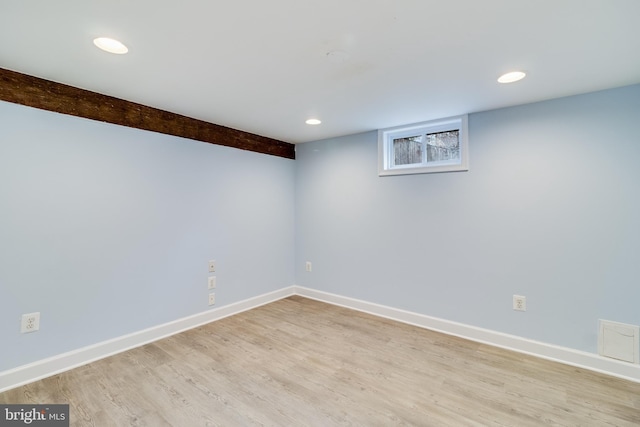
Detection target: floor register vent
<box><xmin>598</xmin><ymin>319</ymin><xmax>639</xmax><ymax>364</ymax></box>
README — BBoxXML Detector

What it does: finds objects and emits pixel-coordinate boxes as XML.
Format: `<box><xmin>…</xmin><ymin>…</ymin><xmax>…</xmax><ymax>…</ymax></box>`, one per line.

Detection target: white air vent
<box><xmin>598</xmin><ymin>320</ymin><xmax>639</xmax><ymax>364</ymax></box>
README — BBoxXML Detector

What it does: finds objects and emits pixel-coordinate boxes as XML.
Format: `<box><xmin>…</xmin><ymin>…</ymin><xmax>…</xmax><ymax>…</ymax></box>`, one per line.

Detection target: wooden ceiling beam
<box><xmin>0</xmin><ymin>68</ymin><xmax>295</xmax><ymax>159</ymax></box>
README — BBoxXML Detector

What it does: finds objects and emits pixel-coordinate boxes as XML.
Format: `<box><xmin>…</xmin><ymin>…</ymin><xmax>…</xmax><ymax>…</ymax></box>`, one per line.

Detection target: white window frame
<box><xmin>378</xmin><ymin>115</ymin><xmax>469</xmax><ymax>176</ymax></box>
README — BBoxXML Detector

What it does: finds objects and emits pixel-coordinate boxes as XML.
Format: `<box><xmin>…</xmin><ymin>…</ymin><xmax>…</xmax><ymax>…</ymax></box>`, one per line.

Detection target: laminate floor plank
<box><xmin>2</xmin><ymin>296</ymin><xmax>639</xmax><ymax>426</ymax></box>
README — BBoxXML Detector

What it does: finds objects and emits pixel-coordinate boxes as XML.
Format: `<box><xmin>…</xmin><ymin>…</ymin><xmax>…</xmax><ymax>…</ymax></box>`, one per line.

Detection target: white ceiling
<box><xmin>2</xmin><ymin>1</ymin><xmax>639</xmax><ymax>144</ymax></box>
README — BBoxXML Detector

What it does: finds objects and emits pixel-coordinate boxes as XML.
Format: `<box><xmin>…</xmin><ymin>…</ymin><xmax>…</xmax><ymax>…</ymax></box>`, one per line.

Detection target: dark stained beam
<box><xmin>0</xmin><ymin>67</ymin><xmax>295</xmax><ymax>159</ymax></box>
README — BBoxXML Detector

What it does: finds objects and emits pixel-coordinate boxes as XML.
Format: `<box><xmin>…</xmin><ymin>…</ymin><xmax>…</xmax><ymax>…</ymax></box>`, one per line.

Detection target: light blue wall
<box><xmin>295</xmin><ymin>84</ymin><xmax>640</xmax><ymax>353</ymax></box>
<box><xmin>0</xmin><ymin>101</ymin><xmax>295</xmax><ymax>371</ymax></box>
<box><xmin>2</xmin><ymin>84</ymin><xmax>638</xmax><ymax>373</ymax></box>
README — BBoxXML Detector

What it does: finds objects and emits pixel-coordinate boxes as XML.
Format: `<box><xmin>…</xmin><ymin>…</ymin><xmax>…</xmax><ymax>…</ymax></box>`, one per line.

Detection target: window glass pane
<box><xmin>426</xmin><ymin>130</ymin><xmax>459</xmax><ymax>163</ymax></box>
<box><xmin>393</xmin><ymin>136</ymin><xmax>422</xmax><ymax>165</ymax></box>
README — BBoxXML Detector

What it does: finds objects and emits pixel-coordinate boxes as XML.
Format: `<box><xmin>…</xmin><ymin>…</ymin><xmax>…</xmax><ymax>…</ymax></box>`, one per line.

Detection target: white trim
<box><xmin>3</xmin><ymin>285</ymin><xmax>639</xmax><ymax>393</ymax></box>
<box><xmin>293</xmin><ymin>286</ymin><xmax>640</xmax><ymax>384</ymax></box>
<box><xmin>378</xmin><ymin>114</ymin><xmax>469</xmax><ymax>176</ymax></box>
<box><xmin>0</xmin><ymin>286</ymin><xmax>296</xmax><ymax>393</ymax></box>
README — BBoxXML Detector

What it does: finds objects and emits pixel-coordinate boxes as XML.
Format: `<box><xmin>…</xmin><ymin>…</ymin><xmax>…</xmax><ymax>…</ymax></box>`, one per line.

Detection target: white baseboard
<box><xmin>3</xmin><ymin>284</ymin><xmax>638</xmax><ymax>393</ymax></box>
<box><xmin>0</xmin><ymin>286</ymin><xmax>296</xmax><ymax>393</ymax></box>
<box><xmin>293</xmin><ymin>286</ymin><xmax>640</xmax><ymax>384</ymax></box>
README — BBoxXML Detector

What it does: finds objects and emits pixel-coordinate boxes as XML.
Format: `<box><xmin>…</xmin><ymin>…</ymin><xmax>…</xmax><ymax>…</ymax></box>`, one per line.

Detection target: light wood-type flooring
<box><xmin>2</xmin><ymin>296</ymin><xmax>640</xmax><ymax>426</ymax></box>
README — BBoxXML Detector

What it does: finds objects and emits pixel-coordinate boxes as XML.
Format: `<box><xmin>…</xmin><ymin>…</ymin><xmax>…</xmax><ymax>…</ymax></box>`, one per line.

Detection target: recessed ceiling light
<box><xmin>93</xmin><ymin>37</ymin><xmax>128</xmax><ymax>54</ymax></box>
<box><xmin>306</xmin><ymin>119</ymin><xmax>322</xmax><ymax>125</ymax></box>
<box><xmin>498</xmin><ymin>71</ymin><xmax>526</xmax><ymax>83</ymax></box>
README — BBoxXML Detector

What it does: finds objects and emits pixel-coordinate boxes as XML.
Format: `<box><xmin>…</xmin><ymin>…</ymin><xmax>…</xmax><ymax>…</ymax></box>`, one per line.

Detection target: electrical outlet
<box><xmin>513</xmin><ymin>295</ymin><xmax>526</xmax><ymax>311</ymax></box>
<box><xmin>208</xmin><ymin>293</ymin><xmax>215</xmax><ymax>306</ymax></box>
<box><xmin>305</xmin><ymin>261</ymin><xmax>312</xmax><ymax>272</ymax></box>
<box><xmin>208</xmin><ymin>276</ymin><xmax>216</xmax><ymax>289</ymax></box>
<box><xmin>208</xmin><ymin>260</ymin><xmax>216</xmax><ymax>273</ymax></box>
<box><xmin>21</xmin><ymin>312</ymin><xmax>40</xmax><ymax>333</ymax></box>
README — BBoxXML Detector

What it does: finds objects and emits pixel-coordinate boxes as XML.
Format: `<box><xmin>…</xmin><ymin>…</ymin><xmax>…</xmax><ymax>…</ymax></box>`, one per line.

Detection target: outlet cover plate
<box><xmin>208</xmin><ymin>276</ymin><xmax>216</xmax><ymax>289</ymax></box>
<box><xmin>21</xmin><ymin>312</ymin><xmax>40</xmax><ymax>333</ymax></box>
<box><xmin>208</xmin><ymin>293</ymin><xmax>215</xmax><ymax>306</ymax></box>
<box><xmin>513</xmin><ymin>295</ymin><xmax>526</xmax><ymax>311</ymax></box>
<box><xmin>208</xmin><ymin>260</ymin><xmax>216</xmax><ymax>273</ymax></box>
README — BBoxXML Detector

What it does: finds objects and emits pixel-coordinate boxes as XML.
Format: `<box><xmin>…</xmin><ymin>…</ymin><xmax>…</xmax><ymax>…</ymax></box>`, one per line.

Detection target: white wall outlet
<box><xmin>21</xmin><ymin>312</ymin><xmax>40</xmax><ymax>333</ymax></box>
<box><xmin>208</xmin><ymin>276</ymin><xmax>216</xmax><ymax>289</ymax></box>
<box><xmin>208</xmin><ymin>293</ymin><xmax>215</xmax><ymax>306</ymax></box>
<box><xmin>513</xmin><ymin>295</ymin><xmax>526</xmax><ymax>311</ymax></box>
<box><xmin>305</xmin><ymin>261</ymin><xmax>312</xmax><ymax>272</ymax></box>
<box><xmin>208</xmin><ymin>260</ymin><xmax>216</xmax><ymax>273</ymax></box>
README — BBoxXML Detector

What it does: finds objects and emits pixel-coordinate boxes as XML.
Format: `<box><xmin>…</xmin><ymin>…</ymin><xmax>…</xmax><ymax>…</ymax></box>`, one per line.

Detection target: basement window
<box><xmin>378</xmin><ymin>115</ymin><xmax>469</xmax><ymax>176</ymax></box>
